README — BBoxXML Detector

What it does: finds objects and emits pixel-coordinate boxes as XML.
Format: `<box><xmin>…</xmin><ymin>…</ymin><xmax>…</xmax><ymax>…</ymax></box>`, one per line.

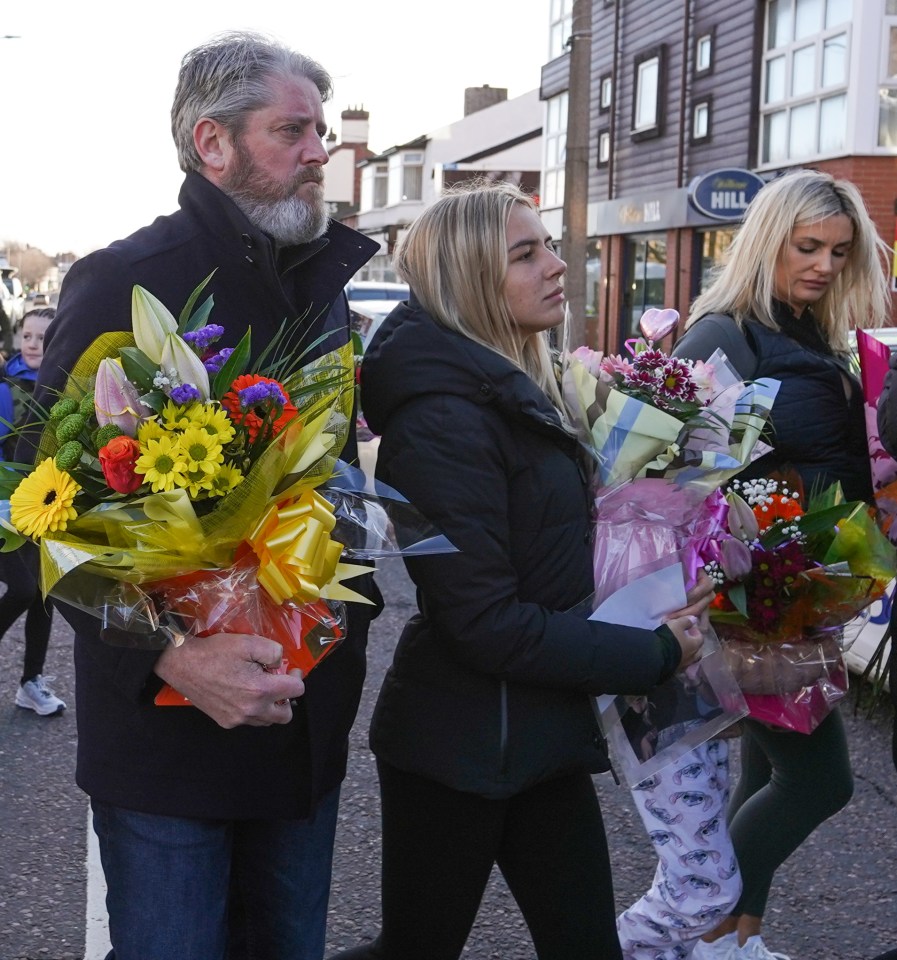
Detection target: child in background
<box><xmin>1</xmin><ymin>307</ymin><xmax>65</xmax><ymax>716</ymax></box>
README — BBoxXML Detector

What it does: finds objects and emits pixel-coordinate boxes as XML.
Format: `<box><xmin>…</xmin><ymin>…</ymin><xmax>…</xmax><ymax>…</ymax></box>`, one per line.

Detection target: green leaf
<box><xmin>177</xmin><ymin>270</ymin><xmax>217</xmax><ymax>332</ymax></box>
<box><xmin>119</xmin><ymin>346</ymin><xmax>160</xmax><ymax>391</ymax></box>
<box><xmin>728</xmin><ymin>581</ymin><xmax>749</xmax><ymax>619</ymax></box>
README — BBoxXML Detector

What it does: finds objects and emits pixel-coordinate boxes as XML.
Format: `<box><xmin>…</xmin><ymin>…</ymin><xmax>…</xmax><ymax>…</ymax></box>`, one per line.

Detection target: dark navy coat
<box><xmin>33</xmin><ymin>172</ymin><xmax>380</xmax><ymax>819</ymax></box>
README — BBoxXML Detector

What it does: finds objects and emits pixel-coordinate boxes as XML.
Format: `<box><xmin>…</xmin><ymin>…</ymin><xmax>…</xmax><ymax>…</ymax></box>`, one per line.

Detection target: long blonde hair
<box><xmin>688</xmin><ymin>168</ymin><xmax>892</xmax><ymax>353</ymax></box>
<box><xmin>394</xmin><ymin>180</ymin><xmax>563</xmax><ymax>406</ymax></box>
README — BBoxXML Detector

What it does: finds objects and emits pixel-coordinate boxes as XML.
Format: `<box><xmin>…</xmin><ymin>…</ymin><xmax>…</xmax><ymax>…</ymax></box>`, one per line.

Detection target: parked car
<box><xmin>24</xmin><ymin>291</ymin><xmax>52</xmax><ymax>310</ymax></box>
<box><xmin>346</xmin><ymin>280</ymin><xmax>409</xmax><ymax>305</ymax></box>
<box><xmin>0</xmin><ymin>271</ymin><xmax>24</xmax><ymax>326</ymax></box>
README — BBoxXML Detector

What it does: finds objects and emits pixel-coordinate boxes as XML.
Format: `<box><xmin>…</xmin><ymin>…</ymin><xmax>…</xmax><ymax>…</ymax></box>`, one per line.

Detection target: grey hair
<box><xmin>688</xmin><ymin>168</ymin><xmax>892</xmax><ymax>353</ymax></box>
<box><xmin>171</xmin><ymin>30</ymin><xmax>333</xmax><ymax>173</ymax></box>
<box><xmin>394</xmin><ymin>180</ymin><xmax>563</xmax><ymax>406</ymax></box>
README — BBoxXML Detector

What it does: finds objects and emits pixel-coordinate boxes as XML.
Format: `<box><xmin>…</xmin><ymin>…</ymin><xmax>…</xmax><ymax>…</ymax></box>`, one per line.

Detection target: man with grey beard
<box><xmin>29</xmin><ymin>30</ymin><xmax>380</xmax><ymax>960</ymax></box>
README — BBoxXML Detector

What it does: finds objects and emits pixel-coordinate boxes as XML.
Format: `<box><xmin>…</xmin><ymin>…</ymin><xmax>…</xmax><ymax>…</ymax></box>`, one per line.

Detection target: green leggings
<box><xmin>728</xmin><ymin>708</ymin><xmax>853</xmax><ymax>918</ymax></box>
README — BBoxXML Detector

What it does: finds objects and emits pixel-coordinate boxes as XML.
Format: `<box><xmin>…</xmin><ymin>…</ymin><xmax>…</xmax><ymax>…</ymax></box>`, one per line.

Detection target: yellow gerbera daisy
<box><xmin>135</xmin><ymin>434</ymin><xmax>188</xmax><ymax>492</ymax></box>
<box><xmin>179</xmin><ymin>426</ymin><xmax>223</xmax><ymax>475</ymax></box>
<box><xmin>208</xmin><ymin>462</ymin><xmax>244</xmax><ymax>497</ymax></box>
<box><xmin>10</xmin><ymin>458</ymin><xmax>81</xmax><ymax>539</ymax></box>
<box><xmin>180</xmin><ymin>467</ymin><xmax>217</xmax><ymax>498</ymax></box>
<box><xmin>159</xmin><ymin>400</ymin><xmax>204</xmax><ymax>432</ymax></box>
<box><xmin>137</xmin><ymin>417</ymin><xmax>167</xmax><ymax>443</ymax></box>
<box><xmin>199</xmin><ymin>404</ymin><xmax>236</xmax><ymax>446</ymax></box>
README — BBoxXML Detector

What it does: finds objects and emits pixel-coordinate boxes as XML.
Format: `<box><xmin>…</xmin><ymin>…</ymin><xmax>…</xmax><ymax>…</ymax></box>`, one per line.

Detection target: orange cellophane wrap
<box><xmin>151</xmin><ymin>553</ymin><xmax>344</xmax><ymax>707</ymax></box>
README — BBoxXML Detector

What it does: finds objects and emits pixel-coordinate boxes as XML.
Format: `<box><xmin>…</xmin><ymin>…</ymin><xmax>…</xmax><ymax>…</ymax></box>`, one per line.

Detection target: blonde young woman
<box><xmin>329</xmin><ymin>181</ymin><xmax>710</xmax><ymax>960</ymax></box>
<box><xmin>674</xmin><ymin>168</ymin><xmax>892</xmax><ymax>960</ymax></box>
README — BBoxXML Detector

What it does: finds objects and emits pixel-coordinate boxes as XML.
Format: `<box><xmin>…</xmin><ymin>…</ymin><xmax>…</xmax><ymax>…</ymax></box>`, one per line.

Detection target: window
<box><xmin>373</xmin><ymin>164</ymin><xmax>388</xmax><ymax>209</ymax></box>
<box><xmin>759</xmin><ymin>0</ymin><xmax>851</xmax><ymax>165</ymax></box>
<box><xmin>696</xmin><ymin>31</ymin><xmax>714</xmax><ymax>74</ymax></box>
<box><xmin>542</xmin><ymin>92</ymin><xmax>568</xmax><ymax>207</ymax></box>
<box><xmin>693</xmin><ymin>99</ymin><xmax>711</xmax><ymax>141</ymax></box>
<box><xmin>632</xmin><ymin>47</ymin><xmax>665</xmax><ymax>140</ymax></box>
<box><xmin>600</xmin><ymin>74</ymin><xmax>613</xmax><ymax>112</ymax></box>
<box><xmin>401</xmin><ymin>152</ymin><xmax>423</xmax><ymax>202</ymax></box>
<box><xmin>549</xmin><ymin>0</ymin><xmax>574</xmax><ymax>59</ymax></box>
<box><xmin>880</xmin><ymin>0</ymin><xmax>897</xmax><ymax>146</ymax></box>
<box><xmin>597</xmin><ymin>128</ymin><xmax>610</xmax><ymax>166</ymax></box>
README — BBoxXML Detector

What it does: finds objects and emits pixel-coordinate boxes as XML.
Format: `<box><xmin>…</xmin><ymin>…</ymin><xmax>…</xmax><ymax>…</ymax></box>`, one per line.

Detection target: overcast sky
<box><xmin>1</xmin><ymin>0</ymin><xmax>549</xmax><ymax>257</ymax></box>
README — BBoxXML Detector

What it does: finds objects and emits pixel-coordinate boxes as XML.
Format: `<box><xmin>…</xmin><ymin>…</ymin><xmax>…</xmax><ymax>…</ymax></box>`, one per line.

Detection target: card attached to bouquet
<box><xmin>591</xmin><ymin>562</ymin><xmax>748</xmax><ymax>786</ymax></box>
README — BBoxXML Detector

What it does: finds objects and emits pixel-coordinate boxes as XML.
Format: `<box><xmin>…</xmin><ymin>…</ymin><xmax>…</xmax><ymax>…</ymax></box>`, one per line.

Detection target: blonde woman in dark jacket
<box><xmin>675</xmin><ymin>168</ymin><xmax>891</xmax><ymax>960</ymax></box>
<box><xmin>330</xmin><ymin>181</ymin><xmax>710</xmax><ymax>960</ymax></box>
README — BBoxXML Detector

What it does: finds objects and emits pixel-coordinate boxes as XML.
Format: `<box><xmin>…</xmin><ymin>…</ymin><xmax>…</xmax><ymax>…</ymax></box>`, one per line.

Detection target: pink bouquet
<box><xmin>563</xmin><ymin>309</ymin><xmax>780</xmax><ymax>779</ymax></box>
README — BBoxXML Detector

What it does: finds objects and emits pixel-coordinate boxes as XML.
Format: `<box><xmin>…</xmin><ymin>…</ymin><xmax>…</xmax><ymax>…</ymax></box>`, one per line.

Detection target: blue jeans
<box><xmin>93</xmin><ymin>786</ymin><xmax>340</xmax><ymax>960</ymax></box>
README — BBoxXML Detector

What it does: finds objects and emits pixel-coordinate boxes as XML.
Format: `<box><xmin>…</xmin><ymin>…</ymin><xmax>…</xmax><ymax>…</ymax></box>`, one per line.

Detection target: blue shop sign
<box><xmin>688</xmin><ymin>169</ymin><xmax>766</xmax><ymax>221</ymax></box>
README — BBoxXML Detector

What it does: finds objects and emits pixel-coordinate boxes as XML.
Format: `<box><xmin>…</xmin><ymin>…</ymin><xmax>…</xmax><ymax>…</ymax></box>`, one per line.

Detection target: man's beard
<box><xmin>222</xmin><ymin>139</ymin><xmax>328</xmax><ymax>245</ymax></box>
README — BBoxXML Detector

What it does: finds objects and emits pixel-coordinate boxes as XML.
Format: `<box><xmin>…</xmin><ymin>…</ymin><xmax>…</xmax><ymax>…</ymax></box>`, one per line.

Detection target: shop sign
<box><xmin>688</xmin><ymin>169</ymin><xmax>766</xmax><ymax>221</ymax></box>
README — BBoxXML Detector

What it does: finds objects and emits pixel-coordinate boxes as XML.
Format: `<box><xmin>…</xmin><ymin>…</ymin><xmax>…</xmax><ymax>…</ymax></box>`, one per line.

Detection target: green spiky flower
<box><xmin>55</xmin><ymin>440</ymin><xmax>84</xmax><ymax>472</ymax></box>
<box><xmin>56</xmin><ymin>413</ymin><xmax>87</xmax><ymax>443</ymax></box>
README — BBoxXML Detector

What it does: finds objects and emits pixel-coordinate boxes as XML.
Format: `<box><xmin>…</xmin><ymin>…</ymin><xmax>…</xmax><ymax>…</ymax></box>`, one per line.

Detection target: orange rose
<box><xmin>98</xmin><ymin>435</ymin><xmax>143</xmax><ymax>494</ymax></box>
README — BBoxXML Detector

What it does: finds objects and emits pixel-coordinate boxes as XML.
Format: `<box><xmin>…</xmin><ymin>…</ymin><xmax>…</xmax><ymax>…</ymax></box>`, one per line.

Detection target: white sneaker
<box><xmin>693</xmin><ymin>933</ymin><xmax>739</xmax><ymax>960</ymax></box>
<box><xmin>735</xmin><ymin>936</ymin><xmax>792</xmax><ymax>960</ymax></box>
<box><xmin>15</xmin><ymin>675</ymin><xmax>66</xmax><ymax>716</ymax></box>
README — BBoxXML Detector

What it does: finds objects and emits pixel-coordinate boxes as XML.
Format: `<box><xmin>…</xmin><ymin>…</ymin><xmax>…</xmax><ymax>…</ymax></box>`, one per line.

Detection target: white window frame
<box><xmin>879</xmin><ymin>0</ymin><xmax>897</xmax><ymax>148</ymax></box>
<box><xmin>758</xmin><ymin>0</ymin><xmax>852</xmax><ymax>167</ymax></box>
<box><xmin>549</xmin><ymin>0</ymin><xmax>574</xmax><ymax>60</ymax></box>
<box><xmin>696</xmin><ymin>33</ymin><xmax>713</xmax><ymax>73</ymax></box>
<box><xmin>542</xmin><ymin>92</ymin><xmax>568</xmax><ymax>208</ymax></box>
<box><xmin>693</xmin><ymin>100</ymin><xmax>711</xmax><ymax>140</ymax></box>
<box><xmin>635</xmin><ymin>57</ymin><xmax>659</xmax><ymax>130</ymax></box>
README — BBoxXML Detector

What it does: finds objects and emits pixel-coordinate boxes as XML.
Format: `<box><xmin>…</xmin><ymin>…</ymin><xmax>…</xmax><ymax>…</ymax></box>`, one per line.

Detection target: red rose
<box><xmin>99</xmin><ymin>435</ymin><xmax>143</xmax><ymax>494</ymax></box>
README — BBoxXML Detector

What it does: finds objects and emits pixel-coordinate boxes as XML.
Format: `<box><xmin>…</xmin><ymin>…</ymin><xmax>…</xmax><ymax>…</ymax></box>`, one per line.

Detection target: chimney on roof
<box><xmin>464</xmin><ymin>85</ymin><xmax>508</xmax><ymax>116</ymax></box>
<box><xmin>339</xmin><ymin>106</ymin><xmax>370</xmax><ymax>145</ymax></box>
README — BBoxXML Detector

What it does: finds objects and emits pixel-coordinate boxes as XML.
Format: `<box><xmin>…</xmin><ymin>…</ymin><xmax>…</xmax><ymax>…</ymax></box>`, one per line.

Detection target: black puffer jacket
<box><xmin>362</xmin><ymin>300</ymin><xmax>680</xmax><ymax>798</ymax></box>
<box><xmin>674</xmin><ymin>305</ymin><xmax>872</xmax><ymax>503</ymax></box>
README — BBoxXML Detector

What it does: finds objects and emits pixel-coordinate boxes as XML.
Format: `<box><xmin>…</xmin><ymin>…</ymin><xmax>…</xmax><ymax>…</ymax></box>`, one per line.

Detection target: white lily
<box><xmin>132</xmin><ymin>286</ymin><xmax>177</xmax><ymax>363</ymax></box>
<box><xmin>94</xmin><ymin>358</ymin><xmax>152</xmax><ymax>437</ymax></box>
<box><xmin>160</xmin><ymin>333</ymin><xmax>210</xmax><ymax>401</ymax></box>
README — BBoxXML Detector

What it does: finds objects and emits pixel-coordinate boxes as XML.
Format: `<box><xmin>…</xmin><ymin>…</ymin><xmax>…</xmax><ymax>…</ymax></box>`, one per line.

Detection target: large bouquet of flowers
<box><xmin>562</xmin><ymin>308</ymin><xmax>780</xmax><ymax>780</ymax></box>
<box><xmin>0</xmin><ymin>277</ymin><xmax>449</xmax><ymax>705</ymax></box>
<box><xmin>707</xmin><ymin>474</ymin><xmax>896</xmax><ymax>732</ymax></box>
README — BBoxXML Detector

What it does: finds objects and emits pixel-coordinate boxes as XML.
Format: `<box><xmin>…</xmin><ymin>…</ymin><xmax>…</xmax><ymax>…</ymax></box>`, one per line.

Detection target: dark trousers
<box><xmin>371</xmin><ymin>759</ymin><xmax>623</xmax><ymax>960</ymax></box>
<box><xmin>728</xmin><ymin>709</ymin><xmax>853</xmax><ymax>918</ymax></box>
<box><xmin>0</xmin><ymin>544</ymin><xmax>53</xmax><ymax>684</ymax></box>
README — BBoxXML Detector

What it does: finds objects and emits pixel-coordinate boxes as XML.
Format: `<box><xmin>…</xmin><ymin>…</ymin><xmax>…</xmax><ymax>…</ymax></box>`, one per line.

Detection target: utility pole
<box><xmin>561</xmin><ymin>0</ymin><xmax>592</xmax><ymax>349</ymax></box>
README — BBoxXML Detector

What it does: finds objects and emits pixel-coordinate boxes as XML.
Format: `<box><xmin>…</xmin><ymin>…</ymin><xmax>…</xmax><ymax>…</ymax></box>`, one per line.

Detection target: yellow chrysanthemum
<box><xmin>159</xmin><ymin>400</ymin><xmax>204</xmax><ymax>432</ymax></box>
<box><xmin>137</xmin><ymin>417</ymin><xmax>167</xmax><ymax>443</ymax></box>
<box><xmin>10</xmin><ymin>458</ymin><xmax>81</xmax><ymax>539</ymax></box>
<box><xmin>179</xmin><ymin>426</ymin><xmax>223</xmax><ymax>475</ymax></box>
<box><xmin>180</xmin><ymin>467</ymin><xmax>217</xmax><ymax>498</ymax></box>
<box><xmin>199</xmin><ymin>404</ymin><xmax>237</xmax><ymax>446</ymax></box>
<box><xmin>135</xmin><ymin>434</ymin><xmax>188</xmax><ymax>493</ymax></box>
<box><xmin>208</xmin><ymin>462</ymin><xmax>244</xmax><ymax>497</ymax></box>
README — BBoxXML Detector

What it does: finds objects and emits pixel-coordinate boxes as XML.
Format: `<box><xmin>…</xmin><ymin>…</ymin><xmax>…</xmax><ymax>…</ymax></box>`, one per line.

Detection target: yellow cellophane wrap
<box><xmin>34</xmin><ymin>335</ymin><xmax>373</xmax><ymax>607</ymax></box>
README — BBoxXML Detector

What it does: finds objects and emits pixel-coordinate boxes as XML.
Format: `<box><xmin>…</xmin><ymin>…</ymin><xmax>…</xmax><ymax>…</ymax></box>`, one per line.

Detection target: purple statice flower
<box><xmin>238</xmin><ymin>380</ymin><xmax>288</xmax><ymax>411</ymax></box>
<box><xmin>183</xmin><ymin>324</ymin><xmax>225</xmax><ymax>351</ymax></box>
<box><xmin>204</xmin><ymin>347</ymin><xmax>234</xmax><ymax>374</ymax></box>
<box><xmin>170</xmin><ymin>384</ymin><xmax>202</xmax><ymax>404</ymax></box>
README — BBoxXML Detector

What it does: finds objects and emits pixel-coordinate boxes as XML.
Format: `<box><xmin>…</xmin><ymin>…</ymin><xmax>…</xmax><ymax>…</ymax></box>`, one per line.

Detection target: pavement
<box><xmin>1</xmin><ymin>557</ymin><xmax>895</xmax><ymax>960</ymax></box>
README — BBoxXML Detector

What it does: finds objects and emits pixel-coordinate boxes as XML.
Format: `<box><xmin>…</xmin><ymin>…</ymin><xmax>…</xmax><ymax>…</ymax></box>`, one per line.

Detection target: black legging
<box><xmin>0</xmin><ymin>545</ymin><xmax>53</xmax><ymax>684</ymax></box>
<box><xmin>727</xmin><ymin>709</ymin><xmax>853</xmax><ymax>918</ymax></box>
<box><xmin>365</xmin><ymin>760</ymin><xmax>623</xmax><ymax>960</ymax></box>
